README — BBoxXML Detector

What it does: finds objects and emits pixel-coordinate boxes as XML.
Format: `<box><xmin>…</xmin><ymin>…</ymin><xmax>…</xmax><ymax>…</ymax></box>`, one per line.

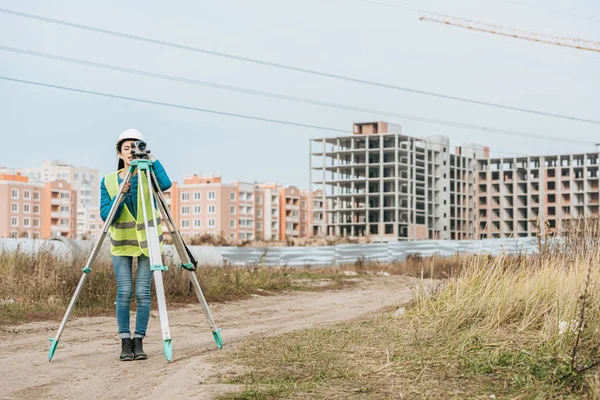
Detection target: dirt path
<box><xmin>0</xmin><ymin>276</ymin><xmax>417</xmax><ymax>399</ymax></box>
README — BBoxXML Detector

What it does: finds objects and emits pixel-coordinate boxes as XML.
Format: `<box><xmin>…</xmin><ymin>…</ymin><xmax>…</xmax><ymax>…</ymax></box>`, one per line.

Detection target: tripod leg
<box><xmin>139</xmin><ymin>167</ymin><xmax>173</xmax><ymax>362</ymax></box>
<box><xmin>150</xmin><ymin>170</ymin><xmax>223</xmax><ymax>349</ymax></box>
<box><xmin>49</xmin><ymin>168</ymin><xmax>136</xmax><ymax>361</ymax></box>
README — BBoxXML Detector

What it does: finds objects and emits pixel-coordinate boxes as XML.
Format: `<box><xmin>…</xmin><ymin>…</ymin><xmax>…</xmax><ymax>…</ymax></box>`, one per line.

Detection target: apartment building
<box><xmin>310</xmin><ymin>121</ymin><xmax>488</xmax><ymax>241</ymax></box>
<box><xmin>0</xmin><ymin>173</ymin><xmax>78</xmax><ymax>239</ymax></box>
<box><xmin>81</xmin><ymin>206</ymin><xmax>104</xmax><ymax>240</ymax></box>
<box><xmin>159</xmin><ymin>175</ymin><xmax>314</xmax><ymax>241</ymax></box>
<box><xmin>18</xmin><ymin>160</ymin><xmax>99</xmax><ymax>209</ymax></box>
<box><xmin>18</xmin><ymin>160</ymin><xmax>99</xmax><ymax>238</ymax></box>
<box><xmin>476</xmin><ymin>152</ymin><xmax>600</xmax><ymax>238</ymax></box>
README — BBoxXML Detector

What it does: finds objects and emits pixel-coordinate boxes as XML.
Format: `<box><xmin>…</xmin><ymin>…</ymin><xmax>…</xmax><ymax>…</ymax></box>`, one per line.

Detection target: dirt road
<box><xmin>0</xmin><ymin>276</ymin><xmax>416</xmax><ymax>399</ymax></box>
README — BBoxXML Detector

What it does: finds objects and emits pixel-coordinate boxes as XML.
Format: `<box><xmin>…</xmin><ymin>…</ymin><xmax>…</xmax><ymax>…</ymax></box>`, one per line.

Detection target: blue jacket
<box><xmin>100</xmin><ymin>160</ymin><xmax>172</xmax><ymax>222</ymax></box>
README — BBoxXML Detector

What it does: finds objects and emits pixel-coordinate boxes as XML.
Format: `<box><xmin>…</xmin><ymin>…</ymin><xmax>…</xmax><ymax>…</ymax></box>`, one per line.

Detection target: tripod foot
<box><xmin>163</xmin><ymin>338</ymin><xmax>172</xmax><ymax>362</ymax></box>
<box><xmin>48</xmin><ymin>338</ymin><xmax>59</xmax><ymax>361</ymax></box>
<box><xmin>212</xmin><ymin>328</ymin><xmax>223</xmax><ymax>349</ymax></box>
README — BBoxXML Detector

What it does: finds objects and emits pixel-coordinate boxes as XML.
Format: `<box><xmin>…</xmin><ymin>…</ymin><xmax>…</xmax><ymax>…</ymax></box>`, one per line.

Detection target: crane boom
<box><xmin>420</xmin><ymin>15</ymin><xmax>600</xmax><ymax>53</ymax></box>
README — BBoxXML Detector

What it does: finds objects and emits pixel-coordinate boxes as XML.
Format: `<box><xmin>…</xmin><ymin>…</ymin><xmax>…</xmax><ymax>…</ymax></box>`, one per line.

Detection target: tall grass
<box><xmin>409</xmin><ymin>219</ymin><xmax>600</xmax><ymax>395</ymax></box>
<box><xmin>0</xmin><ymin>247</ymin><xmax>298</xmax><ymax>325</ymax></box>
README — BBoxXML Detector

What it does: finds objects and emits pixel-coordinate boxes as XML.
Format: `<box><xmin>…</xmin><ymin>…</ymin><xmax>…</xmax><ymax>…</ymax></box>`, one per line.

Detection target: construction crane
<box><xmin>420</xmin><ymin>14</ymin><xmax>600</xmax><ymax>53</ymax></box>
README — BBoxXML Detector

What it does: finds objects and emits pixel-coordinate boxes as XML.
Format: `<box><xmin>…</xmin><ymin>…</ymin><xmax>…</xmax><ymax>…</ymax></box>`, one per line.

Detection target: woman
<box><xmin>100</xmin><ymin>128</ymin><xmax>172</xmax><ymax>361</ymax></box>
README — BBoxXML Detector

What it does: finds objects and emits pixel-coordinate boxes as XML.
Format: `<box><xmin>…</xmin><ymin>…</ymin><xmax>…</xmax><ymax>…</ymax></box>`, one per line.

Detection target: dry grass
<box><xmin>213</xmin><ymin>219</ymin><xmax>600</xmax><ymax>399</ymax></box>
<box><xmin>0</xmin><ymin>248</ymin><xmax>375</xmax><ymax>326</ymax></box>
<box><xmin>0</xmin><ymin>243</ymin><xmax>482</xmax><ymax>326</ymax></box>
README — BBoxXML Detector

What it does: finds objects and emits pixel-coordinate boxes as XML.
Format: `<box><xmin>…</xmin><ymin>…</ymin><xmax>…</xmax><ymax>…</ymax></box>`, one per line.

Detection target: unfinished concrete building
<box><xmin>309</xmin><ymin>122</ymin><xmax>488</xmax><ymax>241</ymax></box>
<box><xmin>476</xmin><ymin>153</ymin><xmax>600</xmax><ymax>238</ymax></box>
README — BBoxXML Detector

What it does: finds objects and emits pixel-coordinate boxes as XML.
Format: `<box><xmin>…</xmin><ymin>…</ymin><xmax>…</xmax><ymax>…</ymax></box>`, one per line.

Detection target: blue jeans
<box><xmin>113</xmin><ymin>255</ymin><xmax>153</xmax><ymax>339</ymax></box>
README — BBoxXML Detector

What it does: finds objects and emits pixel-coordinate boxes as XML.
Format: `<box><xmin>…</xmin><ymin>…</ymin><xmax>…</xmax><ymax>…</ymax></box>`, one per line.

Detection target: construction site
<box><xmin>1</xmin><ymin>1</ymin><xmax>599</xmax><ymax>399</ymax></box>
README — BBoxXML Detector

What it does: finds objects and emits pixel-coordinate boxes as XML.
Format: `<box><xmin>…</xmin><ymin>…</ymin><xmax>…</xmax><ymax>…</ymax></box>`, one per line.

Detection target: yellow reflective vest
<box><xmin>104</xmin><ymin>169</ymin><xmax>163</xmax><ymax>257</ymax></box>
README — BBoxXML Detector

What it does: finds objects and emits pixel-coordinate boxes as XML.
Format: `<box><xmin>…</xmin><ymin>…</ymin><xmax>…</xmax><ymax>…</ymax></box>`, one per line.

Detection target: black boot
<box><xmin>133</xmin><ymin>337</ymin><xmax>148</xmax><ymax>360</ymax></box>
<box><xmin>120</xmin><ymin>338</ymin><xmax>134</xmax><ymax>361</ymax></box>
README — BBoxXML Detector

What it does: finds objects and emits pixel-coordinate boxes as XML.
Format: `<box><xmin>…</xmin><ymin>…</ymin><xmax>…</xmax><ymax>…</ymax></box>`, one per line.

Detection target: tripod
<box><xmin>48</xmin><ymin>159</ymin><xmax>223</xmax><ymax>362</ymax></box>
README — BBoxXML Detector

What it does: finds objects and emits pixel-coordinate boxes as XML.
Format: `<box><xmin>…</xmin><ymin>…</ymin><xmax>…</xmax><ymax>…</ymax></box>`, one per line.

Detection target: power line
<box><xmin>0</xmin><ymin>75</ymin><xmax>529</xmax><ymax>157</ymax></box>
<box><xmin>0</xmin><ymin>7</ymin><xmax>598</xmax><ymax>125</ymax></box>
<box><xmin>0</xmin><ymin>45</ymin><xmax>593</xmax><ymax>147</ymax></box>
<box><xmin>0</xmin><ymin>76</ymin><xmax>348</xmax><ymax>134</ymax></box>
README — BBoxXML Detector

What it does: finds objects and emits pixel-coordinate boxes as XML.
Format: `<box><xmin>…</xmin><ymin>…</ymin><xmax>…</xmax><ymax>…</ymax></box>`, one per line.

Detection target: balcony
<box><xmin>285</xmin><ymin>204</ymin><xmax>298</xmax><ymax>210</ymax></box>
<box><xmin>51</xmin><ymin>198</ymin><xmax>60</xmax><ymax>205</ymax></box>
<box><xmin>286</xmin><ymin>229</ymin><xmax>299</xmax><ymax>236</ymax></box>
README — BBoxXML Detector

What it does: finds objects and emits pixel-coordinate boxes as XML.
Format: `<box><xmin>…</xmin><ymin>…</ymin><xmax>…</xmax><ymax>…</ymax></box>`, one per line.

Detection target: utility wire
<box><xmin>0</xmin><ymin>75</ymin><xmax>528</xmax><ymax>156</ymax></box>
<box><xmin>0</xmin><ymin>76</ymin><xmax>348</xmax><ymax>134</ymax></box>
<box><xmin>0</xmin><ymin>45</ymin><xmax>593</xmax><ymax>146</ymax></box>
<box><xmin>0</xmin><ymin>7</ymin><xmax>598</xmax><ymax>125</ymax></box>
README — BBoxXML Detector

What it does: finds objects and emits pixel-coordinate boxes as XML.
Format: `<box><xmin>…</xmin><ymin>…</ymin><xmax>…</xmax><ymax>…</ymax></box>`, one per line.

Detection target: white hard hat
<box><xmin>116</xmin><ymin>128</ymin><xmax>145</xmax><ymax>151</ymax></box>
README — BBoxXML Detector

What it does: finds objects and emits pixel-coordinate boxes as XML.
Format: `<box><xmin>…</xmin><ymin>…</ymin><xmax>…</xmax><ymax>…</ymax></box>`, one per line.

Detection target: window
<box><xmin>33</xmin><ymin>205</ymin><xmax>40</xmax><ymax>214</ymax></box>
<box><xmin>194</xmin><ymin>192</ymin><xmax>201</xmax><ymax>200</ymax></box>
<box><xmin>230</xmin><ymin>219</ymin><xmax>236</xmax><ymax>228</ymax></box>
<box><xmin>208</xmin><ymin>191</ymin><xmax>216</xmax><ymax>200</ymax></box>
<box><xmin>60</xmin><ymin>192</ymin><xmax>69</xmax><ymax>199</ymax></box>
<box><xmin>208</xmin><ymin>219</ymin><xmax>215</xmax><ymax>228</ymax></box>
<box><xmin>23</xmin><ymin>218</ymin><xmax>30</xmax><ymax>227</ymax></box>
<box><xmin>302</xmin><ymin>213</ymin><xmax>307</xmax><ymax>221</ymax></box>
<box><xmin>60</xmin><ymin>206</ymin><xmax>69</xmax><ymax>212</ymax></box>
<box><xmin>230</xmin><ymin>206</ymin><xmax>236</xmax><ymax>215</ymax></box>
<box><xmin>74</xmin><ymin>173</ymin><xmax>79</xmax><ymax>180</ymax></box>
<box><xmin>181</xmin><ymin>206</ymin><xmax>190</xmax><ymax>215</ymax></box>
<box><xmin>239</xmin><ymin>219</ymin><xmax>245</xmax><ymax>227</ymax></box>
<box><xmin>33</xmin><ymin>232</ymin><xmax>40</xmax><ymax>239</ymax></box>
<box><xmin>90</xmin><ymin>224</ymin><xmax>96</xmax><ymax>230</ymax></box>
<box><xmin>24</xmin><ymin>204</ymin><xmax>30</xmax><ymax>213</ymax></box>
<box><xmin>181</xmin><ymin>220</ymin><xmax>190</xmax><ymax>228</ymax></box>
<box><xmin>11</xmin><ymin>203</ymin><xmax>18</xmax><ymax>213</ymax></box>
<box><xmin>194</xmin><ymin>219</ymin><xmax>201</xmax><ymax>228</ymax></box>
<box><xmin>302</xmin><ymin>200</ymin><xmax>306</xmax><ymax>208</ymax></box>
<box><xmin>257</xmin><ymin>196</ymin><xmax>262</xmax><ymax>204</ymax></box>
<box><xmin>10</xmin><ymin>231</ymin><xmax>18</xmax><ymax>238</ymax></box>
<box><xmin>33</xmin><ymin>219</ymin><xmax>40</xmax><ymax>227</ymax></box>
<box><xmin>60</xmin><ymin>218</ymin><xmax>69</xmax><ymax>226</ymax></box>
<box><xmin>90</xmin><ymin>213</ymin><xmax>96</xmax><ymax>220</ymax></box>
<box><xmin>208</xmin><ymin>205</ymin><xmax>216</xmax><ymax>214</ymax></box>
<box><xmin>230</xmin><ymin>192</ymin><xmax>236</xmax><ymax>201</ymax></box>
<box><xmin>230</xmin><ymin>233</ymin><xmax>235</xmax><ymax>239</ymax></box>
<box><xmin>257</xmin><ymin>222</ymin><xmax>262</xmax><ymax>230</ymax></box>
<box><xmin>33</xmin><ymin>191</ymin><xmax>40</xmax><ymax>200</ymax></box>
<box><xmin>257</xmin><ymin>209</ymin><xmax>262</xmax><ymax>218</ymax></box>
<box><xmin>11</xmin><ymin>217</ymin><xmax>18</xmax><ymax>227</ymax></box>
<box><xmin>193</xmin><ymin>206</ymin><xmax>201</xmax><ymax>214</ymax></box>
<box><xmin>181</xmin><ymin>193</ymin><xmax>190</xmax><ymax>201</ymax></box>
<box><xmin>24</xmin><ymin>190</ymin><xmax>31</xmax><ymax>200</ymax></box>
<box><xmin>11</xmin><ymin>189</ymin><xmax>18</xmax><ymax>199</ymax></box>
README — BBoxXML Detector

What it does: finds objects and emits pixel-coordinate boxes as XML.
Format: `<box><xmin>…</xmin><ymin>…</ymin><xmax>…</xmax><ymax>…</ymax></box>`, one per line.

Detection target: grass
<box><xmin>211</xmin><ymin>228</ymin><xmax>600</xmax><ymax>398</ymax></box>
<box><xmin>0</xmin><ymin>249</ymin><xmax>333</xmax><ymax>326</ymax></box>
<box><xmin>0</xmin><ymin>243</ymin><xmax>467</xmax><ymax>326</ymax></box>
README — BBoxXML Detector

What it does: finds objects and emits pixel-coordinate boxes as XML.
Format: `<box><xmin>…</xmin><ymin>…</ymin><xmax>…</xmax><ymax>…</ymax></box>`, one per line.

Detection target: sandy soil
<box><xmin>0</xmin><ymin>276</ymin><xmax>417</xmax><ymax>400</ymax></box>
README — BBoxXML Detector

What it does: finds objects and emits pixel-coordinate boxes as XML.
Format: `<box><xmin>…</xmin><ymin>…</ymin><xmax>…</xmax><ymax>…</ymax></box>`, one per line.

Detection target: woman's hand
<box><xmin>120</xmin><ymin>182</ymin><xmax>131</xmax><ymax>203</ymax></box>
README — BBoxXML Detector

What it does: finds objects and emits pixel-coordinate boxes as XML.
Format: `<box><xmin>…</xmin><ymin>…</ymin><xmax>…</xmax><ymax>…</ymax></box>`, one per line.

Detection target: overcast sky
<box><xmin>0</xmin><ymin>0</ymin><xmax>598</xmax><ymax>189</ymax></box>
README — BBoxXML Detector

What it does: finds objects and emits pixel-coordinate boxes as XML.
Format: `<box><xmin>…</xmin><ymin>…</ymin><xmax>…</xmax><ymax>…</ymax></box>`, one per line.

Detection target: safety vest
<box><xmin>104</xmin><ymin>169</ymin><xmax>163</xmax><ymax>257</ymax></box>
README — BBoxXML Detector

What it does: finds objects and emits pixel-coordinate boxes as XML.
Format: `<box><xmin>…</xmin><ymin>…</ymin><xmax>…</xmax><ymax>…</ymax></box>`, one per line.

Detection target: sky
<box><xmin>0</xmin><ymin>0</ymin><xmax>598</xmax><ymax>189</ymax></box>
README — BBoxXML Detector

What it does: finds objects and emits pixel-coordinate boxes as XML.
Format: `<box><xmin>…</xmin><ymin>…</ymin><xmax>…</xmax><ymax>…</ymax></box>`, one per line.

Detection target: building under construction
<box><xmin>309</xmin><ymin>122</ymin><xmax>488</xmax><ymax>241</ymax></box>
<box><xmin>310</xmin><ymin>121</ymin><xmax>600</xmax><ymax>241</ymax></box>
